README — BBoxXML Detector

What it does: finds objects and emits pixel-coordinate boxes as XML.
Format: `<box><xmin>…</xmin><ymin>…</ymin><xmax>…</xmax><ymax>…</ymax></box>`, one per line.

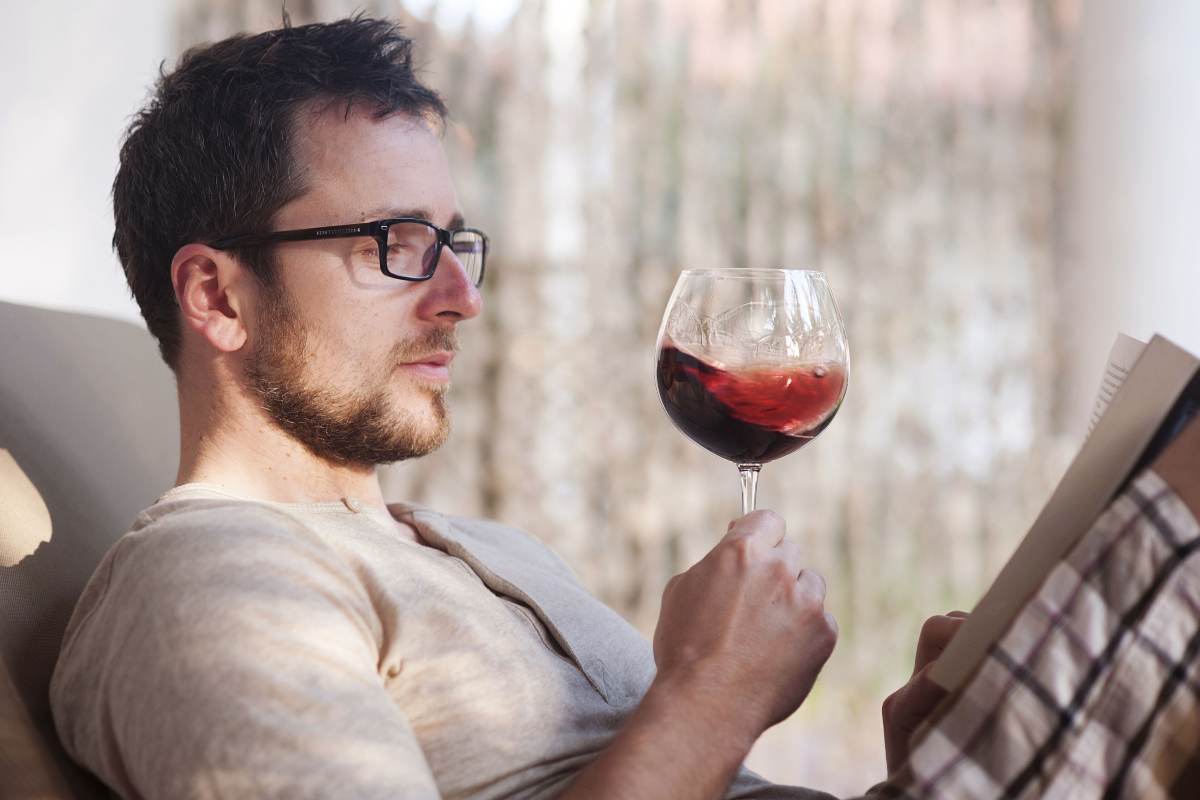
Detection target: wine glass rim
<box><xmin>679</xmin><ymin>268</ymin><xmax>827</xmax><ymax>279</ymax></box>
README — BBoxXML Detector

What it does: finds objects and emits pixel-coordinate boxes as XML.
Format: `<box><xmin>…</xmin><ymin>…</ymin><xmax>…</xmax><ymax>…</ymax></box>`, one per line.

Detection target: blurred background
<box><xmin>4</xmin><ymin>0</ymin><xmax>1200</xmax><ymax>793</ymax></box>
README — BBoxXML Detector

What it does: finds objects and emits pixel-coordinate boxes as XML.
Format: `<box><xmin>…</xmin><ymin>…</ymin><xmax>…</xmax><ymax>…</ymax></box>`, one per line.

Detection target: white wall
<box><xmin>1064</xmin><ymin>0</ymin><xmax>1200</xmax><ymax>434</ymax></box>
<box><xmin>0</xmin><ymin>0</ymin><xmax>172</xmax><ymax>324</ymax></box>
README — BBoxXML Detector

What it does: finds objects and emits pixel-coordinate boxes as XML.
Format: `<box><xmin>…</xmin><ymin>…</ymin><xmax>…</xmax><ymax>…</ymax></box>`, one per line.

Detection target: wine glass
<box><xmin>655</xmin><ymin>269</ymin><xmax>849</xmax><ymax>515</ymax></box>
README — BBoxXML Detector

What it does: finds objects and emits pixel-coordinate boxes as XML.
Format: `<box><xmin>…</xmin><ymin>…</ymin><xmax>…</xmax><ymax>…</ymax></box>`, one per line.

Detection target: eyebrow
<box><xmin>362</xmin><ymin>207</ymin><xmax>466</xmax><ymax>229</ymax></box>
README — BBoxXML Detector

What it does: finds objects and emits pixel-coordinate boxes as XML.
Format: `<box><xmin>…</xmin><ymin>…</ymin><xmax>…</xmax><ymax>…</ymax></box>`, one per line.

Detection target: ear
<box><xmin>171</xmin><ymin>243</ymin><xmax>253</xmax><ymax>355</ymax></box>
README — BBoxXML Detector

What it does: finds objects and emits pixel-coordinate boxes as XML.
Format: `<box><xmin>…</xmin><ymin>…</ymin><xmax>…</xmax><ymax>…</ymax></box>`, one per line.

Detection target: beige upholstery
<box><xmin>0</xmin><ymin>300</ymin><xmax>178</xmax><ymax>799</ymax></box>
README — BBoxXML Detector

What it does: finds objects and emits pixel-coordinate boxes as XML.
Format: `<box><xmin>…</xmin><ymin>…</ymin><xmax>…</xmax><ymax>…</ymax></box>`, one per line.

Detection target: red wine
<box><xmin>656</xmin><ymin>345</ymin><xmax>846</xmax><ymax>464</ymax></box>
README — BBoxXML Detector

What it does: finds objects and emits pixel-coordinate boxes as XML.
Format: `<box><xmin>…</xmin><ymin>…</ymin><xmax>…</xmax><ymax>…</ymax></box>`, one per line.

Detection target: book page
<box><xmin>1088</xmin><ymin>334</ymin><xmax>1147</xmax><ymax>435</ymax></box>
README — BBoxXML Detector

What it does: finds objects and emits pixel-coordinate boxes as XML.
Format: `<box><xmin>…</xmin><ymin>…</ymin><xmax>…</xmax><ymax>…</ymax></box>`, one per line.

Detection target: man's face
<box><xmin>244</xmin><ymin>105</ymin><xmax>482</xmax><ymax>466</ymax></box>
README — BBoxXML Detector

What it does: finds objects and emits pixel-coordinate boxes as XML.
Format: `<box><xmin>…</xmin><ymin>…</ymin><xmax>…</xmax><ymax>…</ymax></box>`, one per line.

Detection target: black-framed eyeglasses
<box><xmin>208</xmin><ymin>218</ymin><xmax>488</xmax><ymax>287</ymax></box>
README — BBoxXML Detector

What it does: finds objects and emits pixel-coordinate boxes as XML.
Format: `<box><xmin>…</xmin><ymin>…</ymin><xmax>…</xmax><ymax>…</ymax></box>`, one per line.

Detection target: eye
<box><xmin>387</xmin><ymin>231</ymin><xmax>422</xmax><ymax>251</ymax></box>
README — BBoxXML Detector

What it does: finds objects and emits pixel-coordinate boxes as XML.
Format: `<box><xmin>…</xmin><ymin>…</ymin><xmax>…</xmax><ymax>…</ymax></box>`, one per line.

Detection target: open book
<box><xmin>929</xmin><ymin>333</ymin><xmax>1200</xmax><ymax>691</ymax></box>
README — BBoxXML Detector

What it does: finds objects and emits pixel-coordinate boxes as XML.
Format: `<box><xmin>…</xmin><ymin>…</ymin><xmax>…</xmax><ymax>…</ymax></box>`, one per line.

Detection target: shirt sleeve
<box><xmin>724</xmin><ymin>765</ymin><xmax>839</xmax><ymax>799</ymax></box>
<box><xmin>50</xmin><ymin>504</ymin><xmax>441</xmax><ymax>800</ymax></box>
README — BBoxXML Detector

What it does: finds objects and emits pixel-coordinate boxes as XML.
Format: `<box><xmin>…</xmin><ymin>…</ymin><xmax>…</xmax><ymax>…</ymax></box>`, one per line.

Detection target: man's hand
<box><xmin>882</xmin><ymin>611</ymin><xmax>968</xmax><ymax>775</ymax></box>
<box><xmin>652</xmin><ymin>509</ymin><xmax>838</xmax><ymax>744</ymax></box>
<box><xmin>560</xmin><ymin>510</ymin><xmax>837</xmax><ymax>800</ymax></box>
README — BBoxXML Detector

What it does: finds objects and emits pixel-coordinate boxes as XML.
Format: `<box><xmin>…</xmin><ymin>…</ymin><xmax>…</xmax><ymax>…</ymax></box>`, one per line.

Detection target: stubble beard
<box><xmin>245</xmin><ymin>289</ymin><xmax>453</xmax><ymax>467</ymax></box>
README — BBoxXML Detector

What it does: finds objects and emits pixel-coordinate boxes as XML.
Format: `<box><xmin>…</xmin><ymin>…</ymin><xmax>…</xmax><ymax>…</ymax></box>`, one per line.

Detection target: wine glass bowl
<box><xmin>655</xmin><ymin>269</ymin><xmax>849</xmax><ymax>513</ymax></box>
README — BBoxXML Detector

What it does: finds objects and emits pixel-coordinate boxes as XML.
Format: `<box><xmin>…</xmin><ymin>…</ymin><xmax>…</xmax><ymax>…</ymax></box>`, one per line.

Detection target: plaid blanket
<box><xmin>876</xmin><ymin>470</ymin><xmax>1200</xmax><ymax>799</ymax></box>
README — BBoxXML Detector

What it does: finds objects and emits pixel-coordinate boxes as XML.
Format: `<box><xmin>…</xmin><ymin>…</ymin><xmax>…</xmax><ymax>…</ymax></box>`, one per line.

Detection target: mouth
<box><xmin>398</xmin><ymin>351</ymin><xmax>455</xmax><ymax>383</ymax></box>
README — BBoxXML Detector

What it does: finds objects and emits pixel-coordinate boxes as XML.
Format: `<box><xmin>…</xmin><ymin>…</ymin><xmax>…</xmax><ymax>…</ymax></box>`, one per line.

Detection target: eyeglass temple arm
<box><xmin>210</xmin><ymin>222</ymin><xmax>379</xmax><ymax>249</ymax></box>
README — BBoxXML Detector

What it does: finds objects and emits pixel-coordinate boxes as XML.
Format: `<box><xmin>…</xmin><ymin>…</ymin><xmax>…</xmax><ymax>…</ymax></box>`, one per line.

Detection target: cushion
<box><xmin>0</xmin><ymin>300</ymin><xmax>178</xmax><ymax>798</ymax></box>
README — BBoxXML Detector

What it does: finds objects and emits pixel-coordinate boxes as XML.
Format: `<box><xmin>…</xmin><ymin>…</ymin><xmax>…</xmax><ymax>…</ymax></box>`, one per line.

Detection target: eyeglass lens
<box><xmin>386</xmin><ymin>222</ymin><xmax>484</xmax><ymax>284</ymax></box>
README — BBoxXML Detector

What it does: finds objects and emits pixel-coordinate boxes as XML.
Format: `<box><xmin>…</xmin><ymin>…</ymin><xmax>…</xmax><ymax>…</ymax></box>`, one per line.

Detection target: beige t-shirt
<box><xmin>49</xmin><ymin>485</ymin><xmax>834</xmax><ymax>799</ymax></box>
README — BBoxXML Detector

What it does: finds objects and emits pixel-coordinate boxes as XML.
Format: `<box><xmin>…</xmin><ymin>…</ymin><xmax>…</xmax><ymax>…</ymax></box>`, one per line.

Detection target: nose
<box><xmin>416</xmin><ymin>245</ymin><xmax>483</xmax><ymax>322</ymax></box>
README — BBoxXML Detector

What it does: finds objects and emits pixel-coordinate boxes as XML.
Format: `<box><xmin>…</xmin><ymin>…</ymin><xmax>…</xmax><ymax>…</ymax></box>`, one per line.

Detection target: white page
<box><xmin>1088</xmin><ymin>333</ymin><xmax>1148</xmax><ymax>435</ymax></box>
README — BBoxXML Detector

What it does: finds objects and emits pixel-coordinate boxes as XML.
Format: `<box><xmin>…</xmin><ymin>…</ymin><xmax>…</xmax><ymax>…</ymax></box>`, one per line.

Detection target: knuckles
<box><xmin>787</xmin><ymin>582</ymin><xmax>836</xmax><ymax>647</ymax></box>
<box><xmin>793</xmin><ymin>570</ymin><xmax>828</xmax><ymax>603</ymax></box>
<box><xmin>766</xmin><ymin>557</ymin><xmax>795</xmax><ymax>584</ymax></box>
<box><xmin>729</xmin><ymin>534</ymin><xmax>757</xmax><ymax>558</ymax></box>
<box><xmin>729</xmin><ymin>509</ymin><xmax>785</xmax><ymax>538</ymax></box>
<box><xmin>714</xmin><ymin>534</ymin><xmax>757</xmax><ymax>572</ymax></box>
<box><xmin>813</xmin><ymin>611</ymin><xmax>838</xmax><ymax>648</ymax></box>
<box><xmin>750</xmin><ymin>508</ymin><xmax>785</xmax><ymax>528</ymax></box>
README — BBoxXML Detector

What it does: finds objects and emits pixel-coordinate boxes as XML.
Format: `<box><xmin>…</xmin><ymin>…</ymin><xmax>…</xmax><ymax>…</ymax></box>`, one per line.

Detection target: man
<box><xmin>48</xmin><ymin>17</ymin><xmax>958</xmax><ymax>799</ymax></box>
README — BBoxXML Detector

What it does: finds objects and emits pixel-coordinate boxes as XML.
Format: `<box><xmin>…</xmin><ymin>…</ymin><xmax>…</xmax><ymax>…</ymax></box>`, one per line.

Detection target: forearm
<box><xmin>559</xmin><ymin>670</ymin><xmax>757</xmax><ymax>800</ymax></box>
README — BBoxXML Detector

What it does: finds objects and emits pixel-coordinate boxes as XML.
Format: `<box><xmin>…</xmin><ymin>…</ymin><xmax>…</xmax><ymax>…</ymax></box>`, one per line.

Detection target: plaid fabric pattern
<box><xmin>876</xmin><ymin>470</ymin><xmax>1200</xmax><ymax>799</ymax></box>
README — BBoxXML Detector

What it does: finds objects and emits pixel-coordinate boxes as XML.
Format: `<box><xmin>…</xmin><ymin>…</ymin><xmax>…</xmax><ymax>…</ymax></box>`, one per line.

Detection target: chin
<box><xmin>394</xmin><ymin>383</ymin><xmax>446</xmax><ymax>417</ymax></box>
<box><xmin>397</xmin><ymin>396</ymin><xmax>450</xmax><ymax>445</ymax></box>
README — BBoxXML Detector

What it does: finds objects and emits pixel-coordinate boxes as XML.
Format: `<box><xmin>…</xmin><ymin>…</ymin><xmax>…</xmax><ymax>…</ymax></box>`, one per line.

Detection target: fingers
<box><xmin>884</xmin><ymin>663</ymin><xmax>947</xmax><ymax>730</ymax></box>
<box><xmin>902</xmin><ymin>662</ymin><xmax>950</xmax><ymax>712</ymax></box>
<box><xmin>723</xmin><ymin>509</ymin><xmax>786</xmax><ymax>546</ymax></box>
<box><xmin>722</xmin><ymin>513</ymin><xmax>829</xmax><ymax>623</ymax></box>
<box><xmin>882</xmin><ymin>662</ymin><xmax>949</xmax><ymax>774</ymax></box>
<box><xmin>913</xmin><ymin>613</ymin><xmax>968</xmax><ymax>674</ymax></box>
<box><xmin>776</xmin><ymin>535</ymin><xmax>803</xmax><ymax>578</ymax></box>
<box><xmin>798</xmin><ymin>570</ymin><xmax>837</xmax><ymax>657</ymax></box>
<box><xmin>796</xmin><ymin>567</ymin><xmax>827</xmax><ymax>601</ymax></box>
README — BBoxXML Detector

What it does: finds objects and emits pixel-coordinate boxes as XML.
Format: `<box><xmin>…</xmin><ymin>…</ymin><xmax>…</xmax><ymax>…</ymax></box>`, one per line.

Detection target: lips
<box><xmin>409</xmin><ymin>352</ymin><xmax>453</xmax><ymax>367</ymax></box>
<box><xmin>398</xmin><ymin>351</ymin><xmax>454</xmax><ymax>382</ymax></box>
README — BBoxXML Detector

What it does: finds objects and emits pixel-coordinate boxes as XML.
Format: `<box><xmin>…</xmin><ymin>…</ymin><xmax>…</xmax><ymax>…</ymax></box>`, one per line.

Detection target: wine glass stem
<box><xmin>738</xmin><ymin>463</ymin><xmax>761</xmax><ymax>515</ymax></box>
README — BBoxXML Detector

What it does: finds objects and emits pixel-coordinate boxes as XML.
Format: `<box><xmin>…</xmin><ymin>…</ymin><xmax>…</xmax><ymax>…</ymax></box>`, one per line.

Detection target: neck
<box><xmin>174</xmin><ymin>369</ymin><xmax>389</xmax><ymax>512</ymax></box>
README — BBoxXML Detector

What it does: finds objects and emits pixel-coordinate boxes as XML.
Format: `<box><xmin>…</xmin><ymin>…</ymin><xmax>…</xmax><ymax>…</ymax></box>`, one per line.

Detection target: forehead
<box><xmin>282</xmin><ymin>103</ymin><xmax>459</xmax><ymax>226</ymax></box>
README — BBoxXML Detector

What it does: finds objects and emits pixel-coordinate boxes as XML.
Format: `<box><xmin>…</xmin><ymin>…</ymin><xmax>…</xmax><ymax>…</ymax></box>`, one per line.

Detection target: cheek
<box><xmin>297</xmin><ymin>314</ymin><xmax>380</xmax><ymax>380</ymax></box>
<box><xmin>341</xmin><ymin>336</ymin><xmax>396</xmax><ymax>380</ymax></box>
<box><xmin>300</xmin><ymin>285</ymin><xmax>416</xmax><ymax>373</ymax></box>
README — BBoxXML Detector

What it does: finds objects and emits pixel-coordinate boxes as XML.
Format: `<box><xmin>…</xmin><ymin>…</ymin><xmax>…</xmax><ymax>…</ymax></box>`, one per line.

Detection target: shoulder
<box><xmin>52</xmin><ymin>496</ymin><xmax>379</xmax><ymax>685</ymax></box>
<box><xmin>57</xmin><ymin>498</ymin><xmax>371</xmax><ymax>665</ymax></box>
<box><xmin>50</xmin><ymin>499</ymin><xmax>405</xmax><ymax>794</ymax></box>
<box><xmin>106</xmin><ymin>497</ymin><xmax>359</xmax><ymax>587</ymax></box>
<box><xmin>127</xmin><ymin>496</ymin><xmax>326</xmax><ymax>553</ymax></box>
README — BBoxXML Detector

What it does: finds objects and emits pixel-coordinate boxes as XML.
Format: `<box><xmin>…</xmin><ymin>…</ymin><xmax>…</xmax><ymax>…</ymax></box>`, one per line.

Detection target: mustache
<box><xmin>391</xmin><ymin>328</ymin><xmax>459</xmax><ymax>363</ymax></box>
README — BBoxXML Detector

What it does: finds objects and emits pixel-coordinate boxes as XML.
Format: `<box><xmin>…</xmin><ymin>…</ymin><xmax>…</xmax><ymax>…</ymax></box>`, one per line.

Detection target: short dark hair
<box><xmin>113</xmin><ymin>16</ymin><xmax>447</xmax><ymax>371</ymax></box>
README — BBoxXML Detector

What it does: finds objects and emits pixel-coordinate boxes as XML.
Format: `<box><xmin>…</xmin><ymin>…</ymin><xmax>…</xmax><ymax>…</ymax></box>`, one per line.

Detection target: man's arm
<box><xmin>560</xmin><ymin>670</ymin><xmax>762</xmax><ymax>799</ymax></box>
<box><xmin>559</xmin><ymin>510</ymin><xmax>838</xmax><ymax>800</ymax></box>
